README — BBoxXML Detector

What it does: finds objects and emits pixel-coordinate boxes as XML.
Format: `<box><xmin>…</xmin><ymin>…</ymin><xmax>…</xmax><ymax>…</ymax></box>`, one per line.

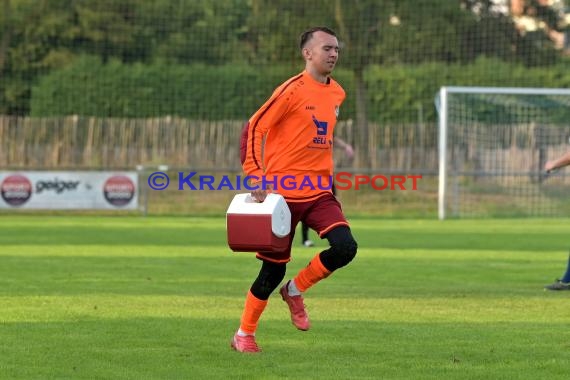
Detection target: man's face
<box><xmin>303</xmin><ymin>31</ymin><xmax>339</xmax><ymax>75</ymax></box>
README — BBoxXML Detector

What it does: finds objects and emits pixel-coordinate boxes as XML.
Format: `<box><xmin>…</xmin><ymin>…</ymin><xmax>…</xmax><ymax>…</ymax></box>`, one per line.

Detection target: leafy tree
<box><xmin>0</xmin><ymin>0</ymin><xmax>11</xmax><ymax>73</ymax></box>
<box><xmin>1</xmin><ymin>0</ymin><xmax>261</xmax><ymax>113</ymax></box>
<box><xmin>0</xmin><ymin>0</ymin><xmax>81</xmax><ymax>114</ymax></box>
<box><xmin>73</xmin><ymin>0</ymin><xmax>149</xmax><ymax>63</ymax></box>
<box><xmin>461</xmin><ymin>0</ymin><xmax>562</xmax><ymax>66</ymax></box>
<box><xmin>2</xmin><ymin>0</ymin><xmax>569</xmax><ymax>117</ymax></box>
<box><xmin>331</xmin><ymin>0</ymin><xmax>472</xmax><ymax>164</ymax></box>
<box><xmin>144</xmin><ymin>0</ymin><xmax>252</xmax><ymax>65</ymax></box>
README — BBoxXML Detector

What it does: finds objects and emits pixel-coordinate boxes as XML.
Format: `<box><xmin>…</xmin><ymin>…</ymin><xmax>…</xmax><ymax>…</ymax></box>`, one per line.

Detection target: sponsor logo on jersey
<box><xmin>312</xmin><ymin>115</ymin><xmax>328</xmax><ymax>135</ymax></box>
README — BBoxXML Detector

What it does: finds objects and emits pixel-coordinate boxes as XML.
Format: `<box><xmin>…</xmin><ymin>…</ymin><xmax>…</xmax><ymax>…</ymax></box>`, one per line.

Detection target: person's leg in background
<box><xmin>300</xmin><ymin>183</ymin><xmax>337</xmax><ymax>248</ymax></box>
<box><xmin>545</xmin><ymin>251</ymin><xmax>570</xmax><ymax>291</ymax></box>
<box><xmin>301</xmin><ymin>222</ymin><xmax>314</xmax><ymax>247</ymax></box>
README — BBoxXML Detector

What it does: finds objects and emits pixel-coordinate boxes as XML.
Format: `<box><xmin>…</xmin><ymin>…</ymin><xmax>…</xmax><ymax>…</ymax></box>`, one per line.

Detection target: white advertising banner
<box><xmin>0</xmin><ymin>171</ymin><xmax>138</xmax><ymax>210</ymax></box>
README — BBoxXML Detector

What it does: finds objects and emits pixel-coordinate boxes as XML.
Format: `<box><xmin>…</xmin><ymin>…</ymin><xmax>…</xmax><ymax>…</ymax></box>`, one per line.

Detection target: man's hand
<box><xmin>344</xmin><ymin>144</ymin><xmax>354</xmax><ymax>160</ymax></box>
<box><xmin>545</xmin><ymin>160</ymin><xmax>557</xmax><ymax>173</ymax></box>
<box><xmin>251</xmin><ymin>184</ymin><xmax>273</xmax><ymax>202</ymax></box>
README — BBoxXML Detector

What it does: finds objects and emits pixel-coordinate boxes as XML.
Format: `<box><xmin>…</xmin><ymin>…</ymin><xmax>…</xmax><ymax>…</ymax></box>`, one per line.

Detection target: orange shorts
<box><xmin>256</xmin><ymin>192</ymin><xmax>349</xmax><ymax>263</ymax></box>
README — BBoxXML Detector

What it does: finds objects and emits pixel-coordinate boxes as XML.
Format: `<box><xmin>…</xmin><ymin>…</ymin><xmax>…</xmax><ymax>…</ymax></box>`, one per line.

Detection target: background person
<box><xmin>544</xmin><ymin>151</ymin><xmax>570</xmax><ymax>290</ymax></box>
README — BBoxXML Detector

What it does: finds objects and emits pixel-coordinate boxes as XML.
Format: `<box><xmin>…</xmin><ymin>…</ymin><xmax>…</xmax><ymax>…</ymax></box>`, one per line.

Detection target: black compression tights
<box><xmin>249</xmin><ymin>226</ymin><xmax>357</xmax><ymax>300</ymax></box>
<box><xmin>319</xmin><ymin>226</ymin><xmax>358</xmax><ymax>272</ymax></box>
<box><xmin>250</xmin><ymin>260</ymin><xmax>286</xmax><ymax>300</ymax></box>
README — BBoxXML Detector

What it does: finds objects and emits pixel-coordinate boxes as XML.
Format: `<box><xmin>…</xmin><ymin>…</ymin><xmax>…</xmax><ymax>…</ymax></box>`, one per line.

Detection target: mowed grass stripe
<box><xmin>1</xmin><ymin>216</ymin><xmax>570</xmax><ymax>379</ymax></box>
<box><xmin>1</xmin><ymin>295</ymin><xmax>569</xmax><ymax>323</ymax></box>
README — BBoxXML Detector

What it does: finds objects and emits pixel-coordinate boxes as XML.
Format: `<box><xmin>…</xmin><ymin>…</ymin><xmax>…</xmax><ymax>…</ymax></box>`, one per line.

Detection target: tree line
<box><xmin>1</xmin><ymin>0</ymin><xmax>568</xmax><ymax>125</ymax></box>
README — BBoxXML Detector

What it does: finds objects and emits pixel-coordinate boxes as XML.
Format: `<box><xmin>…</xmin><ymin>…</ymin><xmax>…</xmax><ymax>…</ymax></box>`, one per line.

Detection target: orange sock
<box><xmin>293</xmin><ymin>254</ymin><xmax>331</xmax><ymax>293</ymax></box>
<box><xmin>239</xmin><ymin>291</ymin><xmax>268</xmax><ymax>335</ymax></box>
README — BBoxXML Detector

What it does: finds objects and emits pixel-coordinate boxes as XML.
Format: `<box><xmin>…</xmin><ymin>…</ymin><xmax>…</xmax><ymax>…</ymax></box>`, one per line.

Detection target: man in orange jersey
<box><xmin>300</xmin><ymin>136</ymin><xmax>354</xmax><ymax>247</ymax></box>
<box><xmin>232</xmin><ymin>26</ymin><xmax>358</xmax><ymax>353</ymax></box>
<box><xmin>543</xmin><ymin>151</ymin><xmax>570</xmax><ymax>291</ymax></box>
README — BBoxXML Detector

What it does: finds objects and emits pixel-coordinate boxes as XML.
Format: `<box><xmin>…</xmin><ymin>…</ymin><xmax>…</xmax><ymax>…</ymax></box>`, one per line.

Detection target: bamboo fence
<box><xmin>1</xmin><ymin>116</ymin><xmax>568</xmax><ymax>175</ymax></box>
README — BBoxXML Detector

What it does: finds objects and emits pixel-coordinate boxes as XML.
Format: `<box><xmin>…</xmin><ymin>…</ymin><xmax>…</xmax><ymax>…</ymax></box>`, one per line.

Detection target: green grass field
<box><xmin>1</xmin><ymin>216</ymin><xmax>570</xmax><ymax>379</ymax></box>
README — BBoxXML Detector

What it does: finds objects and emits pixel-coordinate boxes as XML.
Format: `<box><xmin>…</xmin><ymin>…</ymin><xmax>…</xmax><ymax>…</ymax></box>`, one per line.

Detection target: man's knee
<box><xmin>250</xmin><ymin>261</ymin><xmax>286</xmax><ymax>300</ymax></box>
<box><xmin>320</xmin><ymin>236</ymin><xmax>358</xmax><ymax>271</ymax></box>
<box><xmin>334</xmin><ymin>238</ymin><xmax>358</xmax><ymax>266</ymax></box>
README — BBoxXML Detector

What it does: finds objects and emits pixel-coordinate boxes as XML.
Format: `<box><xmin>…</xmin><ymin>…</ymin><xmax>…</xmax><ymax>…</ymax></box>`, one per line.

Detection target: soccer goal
<box><xmin>436</xmin><ymin>86</ymin><xmax>570</xmax><ymax>219</ymax></box>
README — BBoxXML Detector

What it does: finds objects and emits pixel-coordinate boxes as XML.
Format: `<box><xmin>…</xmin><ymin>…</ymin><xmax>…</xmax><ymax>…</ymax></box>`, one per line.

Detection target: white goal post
<box><xmin>437</xmin><ymin>86</ymin><xmax>570</xmax><ymax>219</ymax></box>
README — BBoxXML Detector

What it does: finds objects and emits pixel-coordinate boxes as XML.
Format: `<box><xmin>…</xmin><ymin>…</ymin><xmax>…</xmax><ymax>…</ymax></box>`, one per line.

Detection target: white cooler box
<box><xmin>226</xmin><ymin>193</ymin><xmax>291</xmax><ymax>252</ymax></box>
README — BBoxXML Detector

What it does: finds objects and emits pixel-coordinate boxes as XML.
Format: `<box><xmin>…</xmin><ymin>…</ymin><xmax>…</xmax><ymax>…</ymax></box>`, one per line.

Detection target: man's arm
<box><xmin>545</xmin><ymin>151</ymin><xmax>570</xmax><ymax>172</ymax></box>
<box><xmin>239</xmin><ymin>121</ymin><xmax>249</xmax><ymax>165</ymax></box>
<box><xmin>242</xmin><ymin>89</ymin><xmax>290</xmax><ymax>201</ymax></box>
<box><xmin>333</xmin><ymin>136</ymin><xmax>354</xmax><ymax>159</ymax></box>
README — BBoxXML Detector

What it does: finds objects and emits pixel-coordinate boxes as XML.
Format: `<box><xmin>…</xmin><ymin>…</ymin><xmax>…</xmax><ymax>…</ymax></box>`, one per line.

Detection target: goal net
<box><xmin>437</xmin><ymin>86</ymin><xmax>570</xmax><ymax>219</ymax></box>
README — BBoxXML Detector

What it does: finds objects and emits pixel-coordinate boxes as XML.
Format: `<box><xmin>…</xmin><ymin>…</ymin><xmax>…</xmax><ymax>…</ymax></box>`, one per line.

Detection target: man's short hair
<box><xmin>300</xmin><ymin>27</ymin><xmax>337</xmax><ymax>49</ymax></box>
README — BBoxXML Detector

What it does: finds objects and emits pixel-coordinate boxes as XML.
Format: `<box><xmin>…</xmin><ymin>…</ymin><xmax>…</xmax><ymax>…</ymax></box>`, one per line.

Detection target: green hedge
<box><xmin>30</xmin><ymin>56</ymin><xmax>355</xmax><ymax>120</ymax></box>
<box><xmin>366</xmin><ymin>57</ymin><xmax>570</xmax><ymax>123</ymax></box>
<box><xmin>31</xmin><ymin>56</ymin><xmax>570</xmax><ymax>122</ymax></box>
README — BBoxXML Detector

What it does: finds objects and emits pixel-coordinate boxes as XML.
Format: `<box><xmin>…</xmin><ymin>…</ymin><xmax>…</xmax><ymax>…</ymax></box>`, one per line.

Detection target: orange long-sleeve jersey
<box><xmin>242</xmin><ymin>70</ymin><xmax>346</xmax><ymax>202</ymax></box>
